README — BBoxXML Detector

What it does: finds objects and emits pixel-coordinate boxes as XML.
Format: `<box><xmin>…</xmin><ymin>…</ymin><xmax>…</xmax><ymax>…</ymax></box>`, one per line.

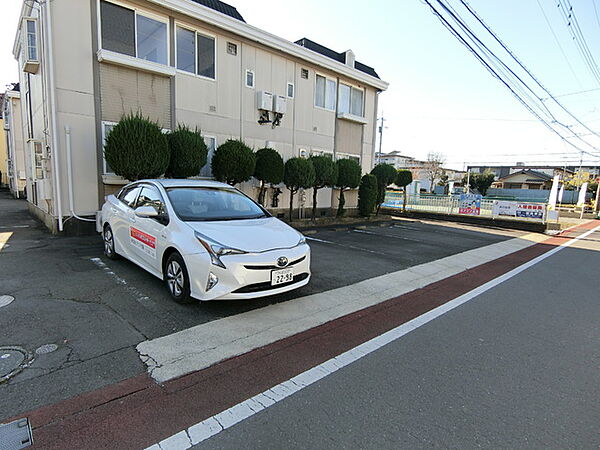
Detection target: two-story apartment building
<box><xmin>2</xmin><ymin>85</ymin><xmax>27</xmax><ymax>197</ymax></box>
<box><xmin>11</xmin><ymin>0</ymin><xmax>388</xmax><ymax>233</ymax></box>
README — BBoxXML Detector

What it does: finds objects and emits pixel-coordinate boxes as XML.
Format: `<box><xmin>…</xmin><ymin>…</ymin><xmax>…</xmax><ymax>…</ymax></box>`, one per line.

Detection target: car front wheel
<box><xmin>165</xmin><ymin>253</ymin><xmax>193</xmax><ymax>304</ymax></box>
<box><xmin>103</xmin><ymin>225</ymin><xmax>119</xmax><ymax>260</ymax></box>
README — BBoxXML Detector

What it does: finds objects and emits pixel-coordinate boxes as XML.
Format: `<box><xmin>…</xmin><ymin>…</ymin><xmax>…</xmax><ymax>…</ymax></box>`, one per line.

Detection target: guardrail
<box><xmin>382</xmin><ymin>192</ymin><xmax>548</xmax><ymax>223</ymax></box>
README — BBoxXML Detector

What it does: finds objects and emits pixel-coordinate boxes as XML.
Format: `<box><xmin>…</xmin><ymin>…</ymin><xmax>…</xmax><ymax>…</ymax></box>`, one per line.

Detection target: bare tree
<box><xmin>424</xmin><ymin>152</ymin><xmax>446</xmax><ymax>193</ymax></box>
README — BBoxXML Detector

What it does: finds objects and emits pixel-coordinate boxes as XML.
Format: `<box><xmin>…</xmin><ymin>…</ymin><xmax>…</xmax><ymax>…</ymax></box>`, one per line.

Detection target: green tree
<box><xmin>358</xmin><ymin>174</ymin><xmax>378</xmax><ymax>217</ymax></box>
<box><xmin>309</xmin><ymin>155</ymin><xmax>338</xmax><ymax>221</ymax></box>
<box><xmin>464</xmin><ymin>171</ymin><xmax>495</xmax><ymax>196</ymax></box>
<box><xmin>335</xmin><ymin>158</ymin><xmax>362</xmax><ymax>217</ymax></box>
<box><xmin>371</xmin><ymin>163</ymin><xmax>397</xmax><ymax>215</ymax></box>
<box><xmin>211</xmin><ymin>139</ymin><xmax>255</xmax><ymax>185</ymax></box>
<box><xmin>166</xmin><ymin>125</ymin><xmax>208</xmax><ymax>178</ymax></box>
<box><xmin>284</xmin><ymin>158</ymin><xmax>315</xmax><ymax>220</ymax></box>
<box><xmin>396</xmin><ymin>169</ymin><xmax>413</xmax><ymax>212</ymax></box>
<box><xmin>104</xmin><ymin>113</ymin><xmax>169</xmax><ymax>181</ymax></box>
<box><xmin>254</xmin><ymin>148</ymin><xmax>284</xmax><ymax>205</ymax></box>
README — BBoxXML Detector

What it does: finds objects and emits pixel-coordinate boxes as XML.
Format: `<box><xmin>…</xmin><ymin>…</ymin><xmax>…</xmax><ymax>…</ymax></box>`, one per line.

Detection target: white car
<box><xmin>99</xmin><ymin>179</ymin><xmax>311</xmax><ymax>302</ymax></box>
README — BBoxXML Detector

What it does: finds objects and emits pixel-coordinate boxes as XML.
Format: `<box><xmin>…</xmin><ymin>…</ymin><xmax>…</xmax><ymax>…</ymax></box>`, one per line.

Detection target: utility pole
<box><xmin>377</xmin><ymin>116</ymin><xmax>386</xmax><ymax>165</ymax></box>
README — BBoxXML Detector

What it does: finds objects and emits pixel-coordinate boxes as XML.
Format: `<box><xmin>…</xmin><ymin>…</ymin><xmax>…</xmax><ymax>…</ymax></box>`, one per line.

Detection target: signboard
<box><xmin>492</xmin><ymin>201</ymin><xmax>517</xmax><ymax>217</ymax></box>
<box><xmin>492</xmin><ymin>201</ymin><xmax>545</xmax><ymax>220</ymax></box>
<box><xmin>516</xmin><ymin>203</ymin><xmax>544</xmax><ymax>219</ymax></box>
<box><xmin>459</xmin><ymin>194</ymin><xmax>482</xmax><ymax>216</ymax></box>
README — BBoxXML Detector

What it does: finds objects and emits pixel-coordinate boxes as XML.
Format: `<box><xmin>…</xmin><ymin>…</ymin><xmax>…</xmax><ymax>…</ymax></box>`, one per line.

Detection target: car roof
<box><xmin>142</xmin><ymin>179</ymin><xmax>235</xmax><ymax>189</ymax></box>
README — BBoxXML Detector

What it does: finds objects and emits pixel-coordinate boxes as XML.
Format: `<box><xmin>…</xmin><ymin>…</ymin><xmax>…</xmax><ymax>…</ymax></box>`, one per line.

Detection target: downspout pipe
<box><xmin>65</xmin><ymin>126</ymin><xmax>95</xmax><ymax>222</ymax></box>
<box><xmin>42</xmin><ymin>0</ymin><xmax>64</xmax><ymax>231</ymax></box>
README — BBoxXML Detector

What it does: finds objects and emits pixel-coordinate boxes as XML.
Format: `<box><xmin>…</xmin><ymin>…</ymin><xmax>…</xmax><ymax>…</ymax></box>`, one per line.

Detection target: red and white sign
<box><xmin>130</xmin><ymin>227</ymin><xmax>157</xmax><ymax>258</ymax></box>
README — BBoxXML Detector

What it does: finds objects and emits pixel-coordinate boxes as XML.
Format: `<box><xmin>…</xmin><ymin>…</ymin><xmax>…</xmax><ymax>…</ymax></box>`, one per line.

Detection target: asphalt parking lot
<box><xmin>0</xmin><ymin>191</ymin><xmax>524</xmax><ymax>419</ymax></box>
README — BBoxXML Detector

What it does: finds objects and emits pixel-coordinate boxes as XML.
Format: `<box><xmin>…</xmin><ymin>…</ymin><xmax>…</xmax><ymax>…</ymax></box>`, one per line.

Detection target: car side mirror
<box><xmin>135</xmin><ymin>206</ymin><xmax>159</xmax><ymax>218</ymax></box>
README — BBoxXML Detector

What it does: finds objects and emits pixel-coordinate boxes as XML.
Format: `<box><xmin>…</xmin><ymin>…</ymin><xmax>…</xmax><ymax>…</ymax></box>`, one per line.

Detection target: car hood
<box><xmin>185</xmin><ymin>217</ymin><xmax>302</xmax><ymax>253</ymax></box>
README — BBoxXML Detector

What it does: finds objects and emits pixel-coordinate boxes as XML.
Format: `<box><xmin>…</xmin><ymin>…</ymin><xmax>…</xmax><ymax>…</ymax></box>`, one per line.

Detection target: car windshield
<box><xmin>166</xmin><ymin>187</ymin><xmax>267</xmax><ymax>221</ymax></box>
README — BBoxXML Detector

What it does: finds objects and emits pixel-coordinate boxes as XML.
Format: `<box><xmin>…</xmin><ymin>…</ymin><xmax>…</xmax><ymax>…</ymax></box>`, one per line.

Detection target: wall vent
<box><xmin>301</xmin><ymin>68</ymin><xmax>309</xmax><ymax>79</ymax></box>
<box><xmin>227</xmin><ymin>42</ymin><xmax>237</xmax><ymax>56</ymax></box>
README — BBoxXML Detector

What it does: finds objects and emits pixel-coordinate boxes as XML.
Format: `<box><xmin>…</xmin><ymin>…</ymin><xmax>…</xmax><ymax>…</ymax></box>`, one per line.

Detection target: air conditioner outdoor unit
<box><xmin>273</xmin><ymin>95</ymin><xmax>287</xmax><ymax>115</ymax></box>
<box><xmin>256</xmin><ymin>91</ymin><xmax>273</xmax><ymax>111</ymax></box>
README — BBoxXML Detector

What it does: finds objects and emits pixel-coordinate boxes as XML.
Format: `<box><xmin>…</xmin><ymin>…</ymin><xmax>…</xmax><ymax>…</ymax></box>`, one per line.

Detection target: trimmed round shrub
<box><xmin>284</xmin><ymin>157</ymin><xmax>315</xmax><ymax>220</ymax></box>
<box><xmin>358</xmin><ymin>174</ymin><xmax>378</xmax><ymax>217</ymax></box>
<box><xmin>211</xmin><ymin>139</ymin><xmax>255</xmax><ymax>185</ymax></box>
<box><xmin>166</xmin><ymin>125</ymin><xmax>208</xmax><ymax>178</ymax></box>
<box><xmin>396</xmin><ymin>169</ymin><xmax>413</xmax><ymax>212</ymax></box>
<box><xmin>254</xmin><ymin>147</ymin><xmax>284</xmax><ymax>205</ymax></box>
<box><xmin>371</xmin><ymin>163</ymin><xmax>397</xmax><ymax>213</ymax></box>
<box><xmin>335</xmin><ymin>158</ymin><xmax>362</xmax><ymax>217</ymax></box>
<box><xmin>309</xmin><ymin>155</ymin><xmax>338</xmax><ymax>220</ymax></box>
<box><xmin>104</xmin><ymin>113</ymin><xmax>169</xmax><ymax>181</ymax></box>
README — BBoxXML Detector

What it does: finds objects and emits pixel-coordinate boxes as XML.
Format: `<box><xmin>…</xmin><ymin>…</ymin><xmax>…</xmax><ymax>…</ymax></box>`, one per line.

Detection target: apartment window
<box><xmin>337</xmin><ymin>153</ymin><xmax>360</xmax><ymax>164</ymax></box>
<box><xmin>32</xmin><ymin>141</ymin><xmax>44</xmax><ymax>180</ymax></box>
<box><xmin>301</xmin><ymin>68</ymin><xmax>309</xmax><ymax>79</ymax></box>
<box><xmin>287</xmin><ymin>82</ymin><xmax>294</xmax><ymax>99</ymax></box>
<box><xmin>227</xmin><ymin>42</ymin><xmax>237</xmax><ymax>56</ymax></box>
<box><xmin>338</xmin><ymin>83</ymin><xmax>364</xmax><ymax>116</ymax></box>
<box><xmin>100</xmin><ymin>1</ymin><xmax>168</xmax><ymax>65</ymax></box>
<box><xmin>176</xmin><ymin>27</ymin><xmax>195</xmax><ymax>73</ymax></box>
<box><xmin>245</xmin><ymin>70</ymin><xmax>255</xmax><ymax>88</ymax></box>
<box><xmin>197</xmin><ymin>34</ymin><xmax>215</xmax><ymax>79</ymax></box>
<box><xmin>315</xmin><ymin>74</ymin><xmax>336</xmax><ymax>110</ymax></box>
<box><xmin>176</xmin><ymin>26</ymin><xmax>215</xmax><ymax>79</ymax></box>
<box><xmin>200</xmin><ymin>136</ymin><xmax>216</xmax><ymax>177</ymax></box>
<box><xmin>102</xmin><ymin>122</ymin><xmax>116</xmax><ymax>175</ymax></box>
<box><xmin>25</xmin><ymin>18</ymin><xmax>38</xmax><ymax>61</ymax></box>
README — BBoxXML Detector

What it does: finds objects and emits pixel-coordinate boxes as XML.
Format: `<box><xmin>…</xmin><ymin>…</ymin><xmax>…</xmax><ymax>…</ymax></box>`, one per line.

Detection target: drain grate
<box><xmin>0</xmin><ymin>418</ymin><xmax>33</xmax><ymax>449</ymax></box>
<box><xmin>35</xmin><ymin>344</ymin><xmax>58</xmax><ymax>355</ymax></box>
<box><xmin>0</xmin><ymin>347</ymin><xmax>31</xmax><ymax>383</ymax></box>
<box><xmin>0</xmin><ymin>295</ymin><xmax>14</xmax><ymax>308</ymax></box>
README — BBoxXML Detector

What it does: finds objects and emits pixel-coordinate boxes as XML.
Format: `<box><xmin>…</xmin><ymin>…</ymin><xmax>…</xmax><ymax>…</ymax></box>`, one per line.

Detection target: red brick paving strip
<box><xmin>14</xmin><ymin>221</ymin><xmax>598</xmax><ymax>449</ymax></box>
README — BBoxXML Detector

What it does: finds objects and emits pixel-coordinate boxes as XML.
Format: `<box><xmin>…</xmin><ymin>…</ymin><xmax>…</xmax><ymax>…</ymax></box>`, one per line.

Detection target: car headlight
<box><xmin>297</xmin><ymin>234</ymin><xmax>307</xmax><ymax>246</ymax></box>
<box><xmin>194</xmin><ymin>231</ymin><xmax>246</xmax><ymax>269</ymax></box>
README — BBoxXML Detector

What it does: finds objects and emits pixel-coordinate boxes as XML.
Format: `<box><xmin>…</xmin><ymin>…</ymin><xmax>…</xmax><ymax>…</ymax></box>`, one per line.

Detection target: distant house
<box><xmin>492</xmin><ymin>170</ymin><xmax>554</xmax><ymax>190</ymax></box>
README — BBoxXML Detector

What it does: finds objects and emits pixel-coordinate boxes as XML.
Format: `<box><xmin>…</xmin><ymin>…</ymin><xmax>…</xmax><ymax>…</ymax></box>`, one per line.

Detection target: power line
<box><xmin>557</xmin><ymin>0</ymin><xmax>600</xmax><ymax>86</ymax></box>
<box><xmin>535</xmin><ymin>0</ymin><xmax>582</xmax><ymax>88</ymax></box>
<box><xmin>459</xmin><ymin>0</ymin><xmax>600</xmax><ymax>144</ymax></box>
<box><xmin>422</xmin><ymin>0</ymin><xmax>600</xmax><ymax>161</ymax></box>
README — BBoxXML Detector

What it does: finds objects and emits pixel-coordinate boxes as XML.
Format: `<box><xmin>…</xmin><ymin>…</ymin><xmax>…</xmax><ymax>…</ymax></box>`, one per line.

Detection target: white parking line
<box><xmin>142</xmin><ymin>225</ymin><xmax>600</xmax><ymax>449</ymax></box>
<box><xmin>90</xmin><ymin>258</ymin><xmax>151</xmax><ymax>303</ymax></box>
<box><xmin>305</xmin><ymin>235</ymin><xmax>383</xmax><ymax>255</ymax></box>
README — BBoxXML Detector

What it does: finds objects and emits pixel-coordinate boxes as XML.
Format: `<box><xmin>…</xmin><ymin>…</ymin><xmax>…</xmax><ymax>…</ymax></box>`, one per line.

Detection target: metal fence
<box><xmin>382</xmin><ymin>192</ymin><xmax>548</xmax><ymax>223</ymax></box>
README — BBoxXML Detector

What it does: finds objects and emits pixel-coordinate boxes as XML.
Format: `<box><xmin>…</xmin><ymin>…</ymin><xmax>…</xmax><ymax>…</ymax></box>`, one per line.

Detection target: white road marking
<box><xmin>90</xmin><ymin>258</ymin><xmax>151</xmax><ymax>302</ymax></box>
<box><xmin>143</xmin><ymin>225</ymin><xmax>600</xmax><ymax>449</ymax></box>
<box><xmin>137</xmin><ymin>232</ymin><xmax>548</xmax><ymax>383</ymax></box>
<box><xmin>353</xmin><ymin>228</ymin><xmax>425</xmax><ymax>243</ymax></box>
<box><xmin>305</xmin><ymin>235</ymin><xmax>383</xmax><ymax>255</ymax></box>
<box><xmin>0</xmin><ymin>225</ymin><xmax>31</xmax><ymax>229</ymax></box>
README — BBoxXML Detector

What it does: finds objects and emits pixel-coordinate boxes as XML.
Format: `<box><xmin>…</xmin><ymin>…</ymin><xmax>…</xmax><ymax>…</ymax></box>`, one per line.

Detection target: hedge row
<box><xmin>104</xmin><ymin>115</ymin><xmax>410</xmax><ymax>219</ymax></box>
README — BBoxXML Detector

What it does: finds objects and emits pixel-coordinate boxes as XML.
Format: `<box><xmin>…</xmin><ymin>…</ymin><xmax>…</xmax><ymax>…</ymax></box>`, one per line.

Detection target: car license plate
<box><xmin>271</xmin><ymin>268</ymin><xmax>294</xmax><ymax>286</ymax></box>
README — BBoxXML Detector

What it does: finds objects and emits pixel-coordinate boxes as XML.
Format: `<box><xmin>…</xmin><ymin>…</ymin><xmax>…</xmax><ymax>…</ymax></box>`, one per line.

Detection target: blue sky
<box><xmin>2</xmin><ymin>0</ymin><xmax>599</xmax><ymax>170</ymax></box>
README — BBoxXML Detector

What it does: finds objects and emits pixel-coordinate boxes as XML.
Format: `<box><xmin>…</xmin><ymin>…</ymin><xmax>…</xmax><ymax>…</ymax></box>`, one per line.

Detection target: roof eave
<box><xmin>146</xmin><ymin>0</ymin><xmax>389</xmax><ymax>90</ymax></box>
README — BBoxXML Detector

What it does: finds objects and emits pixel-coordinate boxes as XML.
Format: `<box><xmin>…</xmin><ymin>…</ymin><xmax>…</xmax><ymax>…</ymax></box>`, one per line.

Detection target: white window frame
<box><xmin>338</xmin><ymin>82</ymin><xmax>365</xmax><ymax>117</ymax></box>
<box><xmin>287</xmin><ymin>82</ymin><xmax>295</xmax><ymax>99</ymax></box>
<box><xmin>98</xmin><ymin>0</ymin><xmax>170</xmax><ymax>67</ymax></box>
<box><xmin>199</xmin><ymin>135</ymin><xmax>217</xmax><ymax>178</ymax></box>
<box><xmin>309</xmin><ymin>148</ymin><xmax>333</xmax><ymax>158</ymax></box>
<box><xmin>245</xmin><ymin>69</ymin><xmax>255</xmax><ymax>88</ymax></box>
<box><xmin>101</xmin><ymin>121</ymin><xmax>118</xmax><ymax>175</ymax></box>
<box><xmin>174</xmin><ymin>21</ymin><xmax>217</xmax><ymax>81</ymax></box>
<box><xmin>336</xmin><ymin>152</ymin><xmax>361</xmax><ymax>164</ymax></box>
<box><xmin>314</xmin><ymin>73</ymin><xmax>337</xmax><ymax>111</ymax></box>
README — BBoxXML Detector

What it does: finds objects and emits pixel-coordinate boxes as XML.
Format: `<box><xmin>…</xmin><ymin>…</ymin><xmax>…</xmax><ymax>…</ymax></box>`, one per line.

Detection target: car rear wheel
<box><xmin>103</xmin><ymin>225</ymin><xmax>119</xmax><ymax>260</ymax></box>
<box><xmin>165</xmin><ymin>253</ymin><xmax>193</xmax><ymax>303</ymax></box>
